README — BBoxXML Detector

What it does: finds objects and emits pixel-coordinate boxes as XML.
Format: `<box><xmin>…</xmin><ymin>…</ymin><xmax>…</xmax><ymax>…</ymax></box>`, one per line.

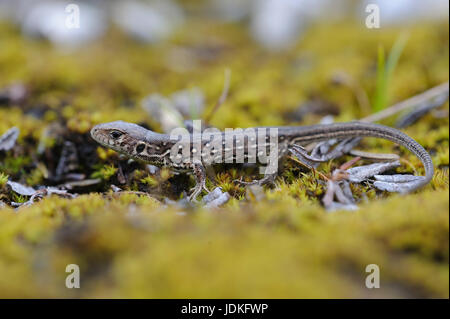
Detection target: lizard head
<box><xmin>90</xmin><ymin>121</ymin><xmax>171</xmax><ymax>166</ymax></box>
<box><xmin>90</xmin><ymin>121</ymin><xmax>149</xmax><ymax>155</ymax></box>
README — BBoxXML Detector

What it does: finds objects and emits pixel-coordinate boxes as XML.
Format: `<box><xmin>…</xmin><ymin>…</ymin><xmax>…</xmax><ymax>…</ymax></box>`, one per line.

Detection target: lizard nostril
<box><xmin>90</xmin><ymin>127</ymin><xmax>98</xmax><ymax>137</ymax></box>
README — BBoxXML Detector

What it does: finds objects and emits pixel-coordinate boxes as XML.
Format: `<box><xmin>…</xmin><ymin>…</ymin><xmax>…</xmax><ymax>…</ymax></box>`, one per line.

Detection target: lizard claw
<box><xmin>188</xmin><ymin>188</ymin><xmax>201</xmax><ymax>202</ymax></box>
<box><xmin>188</xmin><ymin>182</ymin><xmax>209</xmax><ymax>202</ymax></box>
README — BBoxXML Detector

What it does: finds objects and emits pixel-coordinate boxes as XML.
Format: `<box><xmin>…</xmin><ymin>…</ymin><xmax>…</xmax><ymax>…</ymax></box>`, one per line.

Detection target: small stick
<box><xmin>348</xmin><ymin>149</ymin><xmax>399</xmax><ymax>161</ymax></box>
<box><xmin>288</xmin><ymin>155</ymin><xmax>329</xmax><ymax>181</ymax></box>
<box><xmin>399</xmin><ymin>157</ymin><xmax>418</xmax><ymax>175</ymax></box>
<box><xmin>331</xmin><ymin>71</ymin><xmax>372</xmax><ymax>116</ymax></box>
<box><xmin>361</xmin><ymin>81</ymin><xmax>449</xmax><ymax>123</ymax></box>
<box><xmin>339</xmin><ymin>156</ymin><xmax>361</xmax><ymax>171</ymax></box>
<box><xmin>205</xmin><ymin>68</ymin><xmax>231</xmax><ymax>124</ymax></box>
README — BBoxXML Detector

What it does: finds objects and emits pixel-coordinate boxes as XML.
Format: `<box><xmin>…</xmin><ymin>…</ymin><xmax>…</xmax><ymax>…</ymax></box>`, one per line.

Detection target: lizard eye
<box><xmin>136</xmin><ymin>143</ymin><xmax>145</xmax><ymax>153</ymax></box>
<box><xmin>109</xmin><ymin>131</ymin><xmax>123</xmax><ymax>139</ymax></box>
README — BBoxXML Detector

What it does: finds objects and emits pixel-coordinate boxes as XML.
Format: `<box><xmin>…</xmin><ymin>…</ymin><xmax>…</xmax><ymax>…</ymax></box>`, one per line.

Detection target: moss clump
<box><xmin>91</xmin><ymin>164</ymin><xmax>118</xmax><ymax>181</ymax></box>
<box><xmin>0</xmin><ymin>189</ymin><xmax>447</xmax><ymax>298</ymax></box>
<box><xmin>0</xmin><ymin>172</ymin><xmax>8</xmax><ymax>188</ymax></box>
<box><xmin>0</xmin><ymin>15</ymin><xmax>448</xmax><ymax>298</ymax></box>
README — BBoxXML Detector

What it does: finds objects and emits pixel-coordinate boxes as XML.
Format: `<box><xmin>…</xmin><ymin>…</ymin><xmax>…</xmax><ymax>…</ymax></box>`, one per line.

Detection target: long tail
<box><xmin>283</xmin><ymin>122</ymin><xmax>434</xmax><ymax>191</ymax></box>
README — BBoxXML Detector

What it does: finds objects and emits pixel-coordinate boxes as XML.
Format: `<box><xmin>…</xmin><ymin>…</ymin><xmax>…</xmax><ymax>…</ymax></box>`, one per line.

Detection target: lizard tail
<box><xmin>288</xmin><ymin>122</ymin><xmax>434</xmax><ymax>191</ymax></box>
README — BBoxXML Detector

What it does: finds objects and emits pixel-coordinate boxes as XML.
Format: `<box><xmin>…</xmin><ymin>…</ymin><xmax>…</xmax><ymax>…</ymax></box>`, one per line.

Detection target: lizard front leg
<box><xmin>188</xmin><ymin>160</ymin><xmax>210</xmax><ymax>201</ymax></box>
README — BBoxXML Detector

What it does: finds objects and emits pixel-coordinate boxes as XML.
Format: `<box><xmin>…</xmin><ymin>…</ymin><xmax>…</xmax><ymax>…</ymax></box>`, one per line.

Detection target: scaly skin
<box><xmin>90</xmin><ymin>121</ymin><xmax>434</xmax><ymax>200</ymax></box>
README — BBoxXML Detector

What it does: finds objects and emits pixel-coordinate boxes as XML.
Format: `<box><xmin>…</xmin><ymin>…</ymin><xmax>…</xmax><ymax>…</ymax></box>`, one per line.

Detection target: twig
<box><xmin>331</xmin><ymin>71</ymin><xmax>371</xmax><ymax>115</ymax></box>
<box><xmin>361</xmin><ymin>81</ymin><xmax>449</xmax><ymax>123</ymax></box>
<box><xmin>339</xmin><ymin>156</ymin><xmax>361</xmax><ymax>171</ymax></box>
<box><xmin>399</xmin><ymin>157</ymin><xmax>418</xmax><ymax>176</ymax></box>
<box><xmin>348</xmin><ymin>149</ymin><xmax>399</xmax><ymax>161</ymax></box>
<box><xmin>287</xmin><ymin>155</ymin><xmax>329</xmax><ymax>181</ymax></box>
<box><xmin>395</xmin><ymin>91</ymin><xmax>449</xmax><ymax>128</ymax></box>
<box><xmin>205</xmin><ymin>68</ymin><xmax>231</xmax><ymax>124</ymax></box>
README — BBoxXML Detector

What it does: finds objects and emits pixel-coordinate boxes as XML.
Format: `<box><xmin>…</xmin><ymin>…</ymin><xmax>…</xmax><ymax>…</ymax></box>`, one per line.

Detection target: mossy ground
<box><xmin>0</xmin><ymin>19</ymin><xmax>448</xmax><ymax>298</ymax></box>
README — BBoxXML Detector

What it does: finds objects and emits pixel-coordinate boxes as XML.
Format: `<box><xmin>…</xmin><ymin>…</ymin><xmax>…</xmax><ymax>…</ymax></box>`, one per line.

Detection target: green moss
<box><xmin>0</xmin><ymin>156</ymin><xmax>31</xmax><ymax>176</ymax></box>
<box><xmin>26</xmin><ymin>167</ymin><xmax>45</xmax><ymax>186</ymax></box>
<box><xmin>91</xmin><ymin>164</ymin><xmax>118</xmax><ymax>181</ymax></box>
<box><xmin>11</xmin><ymin>193</ymin><xmax>28</xmax><ymax>204</ymax></box>
<box><xmin>0</xmin><ymin>172</ymin><xmax>8</xmax><ymax>188</ymax></box>
<box><xmin>0</xmin><ymin>189</ymin><xmax>447</xmax><ymax>298</ymax></box>
<box><xmin>140</xmin><ymin>175</ymin><xmax>158</xmax><ymax>188</ymax></box>
<box><xmin>0</xmin><ymin>17</ymin><xmax>447</xmax><ymax>298</ymax></box>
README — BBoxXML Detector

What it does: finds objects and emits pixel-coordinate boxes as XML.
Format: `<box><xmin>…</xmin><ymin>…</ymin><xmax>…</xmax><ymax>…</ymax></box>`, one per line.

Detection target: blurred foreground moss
<box><xmin>0</xmin><ymin>189</ymin><xmax>447</xmax><ymax>298</ymax></box>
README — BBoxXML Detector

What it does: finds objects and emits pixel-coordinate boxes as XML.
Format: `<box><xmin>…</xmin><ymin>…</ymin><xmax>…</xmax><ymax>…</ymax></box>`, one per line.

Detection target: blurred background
<box><xmin>0</xmin><ymin>0</ymin><xmax>448</xmax><ymax>133</ymax></box>
<box><xmin>0</xmin><ymin>0</ymin><xmax>448</xmax><ymax>49</ymax></box>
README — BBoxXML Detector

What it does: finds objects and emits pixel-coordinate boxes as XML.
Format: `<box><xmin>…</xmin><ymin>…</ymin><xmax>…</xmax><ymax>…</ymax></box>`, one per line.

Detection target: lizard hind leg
<box><xmin>234</xmin><ymin>157</ymin><xmax>284</xmax><ymax>187</ymax></box>
<box><xmin>236</xmin><ymin>173</ymin><xmax>278</xmax><ymax>187</ymax></box>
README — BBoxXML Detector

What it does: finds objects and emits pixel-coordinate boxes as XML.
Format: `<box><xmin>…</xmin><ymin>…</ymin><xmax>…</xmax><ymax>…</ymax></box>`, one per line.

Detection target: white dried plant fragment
<box><xmin>7</xmin><ymin>181</ymin><xmax>36</xmax><ymax>196</ymax></box>
<box><xmin>142</xmin><ymin>94</ymin><xmax>184</xmax><ymax>133</ymax></box>
<box><xmin>0</xmin><ymin>127</ymin><xmax>19</xmax><ymax>151</ymax></box>
<box><xmin>322</xmin><ymin>180</ymin><xmax>358</xmax><ymax>212</ymax></box>
<box><xmin>373</xmin><ymin>174</ymin><xmax>424</xmax><ymax>183</ymax></box>
<box><xmin>373</xmin><ymin>176</ymin><xmax>427</xmax><ymax>193</ymax></box>
<box><xmin>202</xmin><ymin>187</ymin><xmax>230</xmax><ymax>208</ymax></box>
<box><xmin>346</xmin><ymin>161</ymin><xmax>401</xmax><ymax>183</ymax></box>
<box><xmin>345</xmin><ymin>161</ymin><xmax>426</xmax><ymax>193</ymax></box>
<box><xmin>170</xmin><ymin>88</ymin><xmax>205</xmax><ymax>118</ymax></box>
<box><xmin>142</xmin><ymin>87</ymin><xmax>205</xmax><ymax>133</ymax></box>
<box><xmin>311</xmin><ymin>138</ymin><xmax>361</xmax><ymax>162</ymax></box>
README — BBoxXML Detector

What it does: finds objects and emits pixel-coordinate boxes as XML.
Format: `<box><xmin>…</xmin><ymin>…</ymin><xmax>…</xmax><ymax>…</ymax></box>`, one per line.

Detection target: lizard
<box><xmin>90</xmin><ymin>120</ymin><xmax>434</xmax><ymax>201</ymax></box>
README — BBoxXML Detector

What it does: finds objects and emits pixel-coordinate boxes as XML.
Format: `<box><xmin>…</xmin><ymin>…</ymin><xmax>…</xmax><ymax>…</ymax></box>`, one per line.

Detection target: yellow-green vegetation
<box><xmin>0</xmin><ymin>172</ymin><xmax>8</xmax><ymax>188</ymax></box>
<box><xmin>0</xmin><ymin>17</ymin><xmax>448</xmax><ymax>298</ymax></box>
<box><xmin>0</xmin><ymin>190</ymin><xmax>447</xmax><ymax>298</ymax></box>
<box><xmin>91</xmin><ymin>164</ymin><xmax>118</xmax><ymax>181</ymax></box>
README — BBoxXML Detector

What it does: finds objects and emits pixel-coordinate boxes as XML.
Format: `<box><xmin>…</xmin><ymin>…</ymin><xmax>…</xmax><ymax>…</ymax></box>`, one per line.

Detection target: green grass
<box><xmin>373</xmin><ymin>33</ymin><xmax>409</xmax><ymax>112</ymax></box>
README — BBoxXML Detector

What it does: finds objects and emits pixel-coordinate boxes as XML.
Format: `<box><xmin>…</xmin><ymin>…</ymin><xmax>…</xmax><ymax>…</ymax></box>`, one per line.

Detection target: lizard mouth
<box><xmin>90</xmin><ymin>127</ymin><xmax>118</xmax><ymax>149</ymax></box>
